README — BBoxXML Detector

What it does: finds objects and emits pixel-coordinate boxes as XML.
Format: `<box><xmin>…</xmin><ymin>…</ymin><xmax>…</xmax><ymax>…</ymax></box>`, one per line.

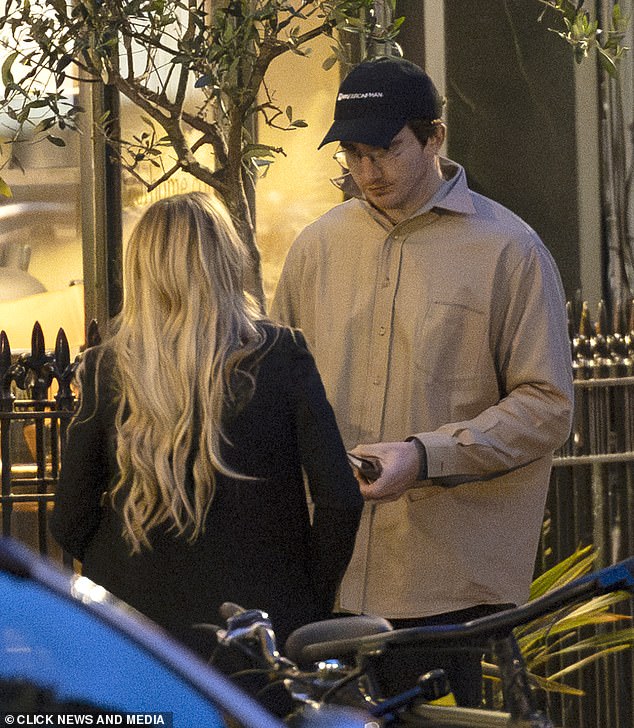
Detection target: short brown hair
<box><xmin>407</xmin><ymin>119</ymin><xmax>443</xmax><ymax>148</ymax></box>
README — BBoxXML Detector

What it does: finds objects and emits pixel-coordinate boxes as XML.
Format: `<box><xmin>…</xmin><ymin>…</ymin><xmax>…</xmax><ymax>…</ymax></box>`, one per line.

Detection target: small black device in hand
<box><xmin>347</xmin><ymin>453</ymin><xmax>382</xmax><ymax>482</ymax></box>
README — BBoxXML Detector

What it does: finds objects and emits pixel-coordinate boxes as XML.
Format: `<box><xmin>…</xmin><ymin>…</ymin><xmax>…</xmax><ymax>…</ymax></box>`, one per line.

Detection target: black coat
<box><xmin>51</xmin><ymin>325</ymin><xmax>363</xmax><ymax>657</ymax></box>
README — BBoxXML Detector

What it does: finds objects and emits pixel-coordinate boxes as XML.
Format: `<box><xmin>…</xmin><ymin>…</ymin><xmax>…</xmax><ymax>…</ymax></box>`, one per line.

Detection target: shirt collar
<box><xmin>412</xmin><ymin>158</ymin><xmax>476</xmax><ymax>216</ymax></box>
<box><xmin>356</xmin><ymin>157</ymin><xmax>476</xmax><ymax>229</ymax></box>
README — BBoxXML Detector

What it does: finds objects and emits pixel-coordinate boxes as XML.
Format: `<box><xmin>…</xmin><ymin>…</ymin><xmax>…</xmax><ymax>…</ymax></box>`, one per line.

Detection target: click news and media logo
<box><xmin>2</xmin><ymin>713</ymin><xmax>172</xmax><ymax>726</ymax></box>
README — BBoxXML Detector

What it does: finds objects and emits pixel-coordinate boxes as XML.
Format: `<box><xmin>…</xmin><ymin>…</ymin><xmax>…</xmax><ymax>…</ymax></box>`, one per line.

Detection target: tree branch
<box><xmin>240</xmin><ymin>21</ymin><xmax>332</xmax><ymax>115</ymax></box>
<box><xmin>173</xmin><ymin>0</ymin><xmax>197</xmax><ymax>111</ymax></box>
<box><xmin>181</xmin><ymin>111</ymin><xmax>229</xmax><ymax>168</ymax></box>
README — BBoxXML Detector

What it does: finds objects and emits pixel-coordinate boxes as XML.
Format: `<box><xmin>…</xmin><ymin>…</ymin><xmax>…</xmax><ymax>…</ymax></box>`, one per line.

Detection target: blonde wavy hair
<box><xmin>106</xmin><ymin>192</ymin><xmax>267</xmax><ymax>553</ymax></box>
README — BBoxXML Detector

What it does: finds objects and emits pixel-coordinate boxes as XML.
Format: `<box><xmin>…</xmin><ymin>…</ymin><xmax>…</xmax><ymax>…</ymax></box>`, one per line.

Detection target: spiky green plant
<box><xmin>484</xmin><ymin>545</ymin><xmax>634</xmax><ymax>702</ymax></box>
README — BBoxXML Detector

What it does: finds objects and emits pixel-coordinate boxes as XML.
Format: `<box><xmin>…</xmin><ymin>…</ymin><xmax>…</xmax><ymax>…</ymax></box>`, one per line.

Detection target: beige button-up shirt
<box><xmin>271</xmin><ymin>159</ymin><xmax>573</xmax><ymax>617</ymax></box>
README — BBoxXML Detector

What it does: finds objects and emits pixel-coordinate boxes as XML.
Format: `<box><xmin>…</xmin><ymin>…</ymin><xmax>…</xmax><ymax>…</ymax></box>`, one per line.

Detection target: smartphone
<box><xmin>347</xmin><ymin>452</ymin><xmax>382</xmax><ymax>482</ymax></box>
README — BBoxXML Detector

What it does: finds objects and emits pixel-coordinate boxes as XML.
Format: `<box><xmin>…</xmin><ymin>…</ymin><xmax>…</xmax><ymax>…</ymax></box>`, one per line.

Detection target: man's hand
<box><xmin>349</xmin><ymin>440</ymin><xmax>421</xmax><ymax>502</ymax></box>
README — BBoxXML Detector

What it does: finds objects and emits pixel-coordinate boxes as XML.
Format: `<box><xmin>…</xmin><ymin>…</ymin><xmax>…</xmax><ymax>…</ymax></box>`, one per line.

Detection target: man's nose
<box><xmin>356</xmin><ymin>155</ymin><xmax>383</xmax><ymax>181</ymax></box>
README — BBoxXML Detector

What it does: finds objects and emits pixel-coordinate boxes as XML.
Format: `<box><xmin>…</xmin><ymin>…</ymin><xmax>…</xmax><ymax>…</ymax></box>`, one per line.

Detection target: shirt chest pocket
<box><xmin>414</xmin><ymin>299</ymin><xmax>489</xmax><ymax>382</ymax></box>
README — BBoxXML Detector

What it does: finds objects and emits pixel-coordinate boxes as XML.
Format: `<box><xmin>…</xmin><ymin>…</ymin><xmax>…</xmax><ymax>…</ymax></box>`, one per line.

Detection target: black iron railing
<box><xmin>539</xmin><ymin>299</ymin><xmax>634</xmax><ymax>728</ymax></box>
<box><xmin>0</xmin><ymin>320</ymin><xmax>99</xmax><ymax>561</ymax></box>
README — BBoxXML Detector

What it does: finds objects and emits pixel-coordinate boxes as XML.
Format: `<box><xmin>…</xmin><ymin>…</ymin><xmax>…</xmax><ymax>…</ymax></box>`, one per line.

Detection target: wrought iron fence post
<box><xmin>0</xmin><ymin>331</ymin><xmax>15</xmax><ymax>538</ymax></box>
<box><xmin>24</xmin><ymin>323</ymin><xmax>55</xmax><ymax>555</ymax></box>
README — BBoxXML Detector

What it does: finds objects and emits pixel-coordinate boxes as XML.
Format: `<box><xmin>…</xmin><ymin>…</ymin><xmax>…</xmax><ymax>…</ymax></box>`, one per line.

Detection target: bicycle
<box><xmin>205</xmin><ymin>555</ymin><xmax>634</xmax><ymax>727</ymax></box>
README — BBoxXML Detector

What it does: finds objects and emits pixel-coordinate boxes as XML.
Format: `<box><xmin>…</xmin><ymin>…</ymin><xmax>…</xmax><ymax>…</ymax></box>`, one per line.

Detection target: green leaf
<box><xmin>342</xmin><ymin>15</ymin><xmax>365</xmax><ymax>29</ymax></box>
<box><xmin>251</xmin><ymin>158</ymin><xmax>272</xmax><ymax>177</ymax></box>
<box><xmin>33</xmin><ymin>117</ymin><xmax>56</xmax><ymax>133</ymax></box>
<box><xmin>527</xmin><ymin>671</ymin><xmax>586</xmax><ymax>696</ymax></box>
<box><xmin>242</xmin><ymin>143</ymin><xmax>276</xmax><ymax>160</ymax></box>
<box><xmin>0</xmin><ymin>177</ymin><xmax>13</xmax><ymax>198</ymax></box>
<box><xmin>55</xmin><ymin>55</ymin><xmax>73</xmax><ymax>73</ymax></box>
<box><xmin>547</xmin><ymin>644</ymin><xmax>631</xmax><ymax>681</ymax></box>
<box><xmin>530</xmin><ymin>545</ymin><xmax>595</xmax><ymax>599</ymax></box>
<box><xmin>501</xmin><ymin>543</ymin><xmax>633</xmax><ymax>704</ymax></box>
<box><xmin>548</xmin><ymin>626</ymin><xmax>634</xmax><ymax>655</ymax></box>
<box><xmin>289</xmin><ymin>46</ymin><xmax>309</xmax><ymax>57</ymax></box>
<box><xmin>598</xmin><ymin>47</ymin><xmax>619</xmax><ymax>76</ymax></box>
<box><xmin>1</xmin><ymin>51</ymin><xmax>18</xmax><ymax>87</ymax></box>
<box><xmin>194</xmin><ymin>74</ymin><xmax>213</xmax><ymax>88</ymax></box>
<box><xmin>483</xmin><ymin>661</ymin><xmax>586</xmax><ymax>696</ymax></box>
<box><xmin>322</xmin><ymin>55</ymin><xmax>337</xmax><ymax>71</ymax></box>
<box><xmin>47</xmin><ymin>134</ymin><xmax>66</xmax><ymax>147</ymax></box>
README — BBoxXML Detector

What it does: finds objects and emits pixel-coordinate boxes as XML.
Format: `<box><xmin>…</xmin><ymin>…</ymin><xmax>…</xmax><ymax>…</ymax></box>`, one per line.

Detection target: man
<box><xmin>271</xmin><ymin>56</ymin><xmax>573</xmax><ymax>706</ymax></box>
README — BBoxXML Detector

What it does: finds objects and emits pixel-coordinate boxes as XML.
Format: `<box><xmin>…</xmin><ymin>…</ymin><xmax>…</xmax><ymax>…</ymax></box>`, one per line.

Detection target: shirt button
<box><xmin>382</xmin><ymin>277</ymin><xmax>390</xmax><ymax>288</ymax></box>
<box><xmin>373</xmin><ymin>376</ymin><xmax>380</xmax><ymax>385</ymax></box>
<box><xmin>379</xmin><ymin>326</ymin><xmax>386</xmax><ymax>336</ymax></box>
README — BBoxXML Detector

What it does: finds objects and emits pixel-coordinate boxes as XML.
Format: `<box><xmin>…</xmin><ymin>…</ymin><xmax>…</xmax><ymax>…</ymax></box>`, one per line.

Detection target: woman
<box><xmin>51</xmin><ymin>192</ymin><xmax>363</xmax><ymax>659</ymax></box>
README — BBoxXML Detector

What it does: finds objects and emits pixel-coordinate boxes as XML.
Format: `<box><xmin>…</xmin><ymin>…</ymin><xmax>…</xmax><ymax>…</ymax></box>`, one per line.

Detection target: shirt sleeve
<box><xmin>414</xmin><ymin>239</ymin><xmax>574</xmax><ymax>485</ymax></box>
<box><xmin>51</xmin><ymin>348</ymin><xmax>111</xmax><ymax>561</ymax></box>
<box><xmin>285</xmin><ymin>329</ymin><xmax>363</xmax><ymax>613</ymax></box>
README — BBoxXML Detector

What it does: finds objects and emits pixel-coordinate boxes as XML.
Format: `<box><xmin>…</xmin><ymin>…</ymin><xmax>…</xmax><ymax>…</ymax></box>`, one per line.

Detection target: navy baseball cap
<box><xmin>319</xmin><ymin>57</ymin><xmax>443</xmax><ymax>149</ymax></box>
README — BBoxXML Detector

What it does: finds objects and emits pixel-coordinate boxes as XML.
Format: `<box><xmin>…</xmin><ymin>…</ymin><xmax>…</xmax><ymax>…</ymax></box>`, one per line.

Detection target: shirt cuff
<box><xmin>405</xmin><ymin>436</ymin><xmax>428</xmax><ymax>480</ymax></box>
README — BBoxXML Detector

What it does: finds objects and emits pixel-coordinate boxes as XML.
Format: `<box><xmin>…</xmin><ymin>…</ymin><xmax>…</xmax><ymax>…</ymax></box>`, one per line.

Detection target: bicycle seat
<box><xmin>285</xmin><ymin>615</ymin><xmax>393</xmax><ymax>668</ymax></box>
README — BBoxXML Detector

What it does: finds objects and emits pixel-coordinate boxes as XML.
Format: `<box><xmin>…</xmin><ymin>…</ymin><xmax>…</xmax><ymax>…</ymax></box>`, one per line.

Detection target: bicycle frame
<box><xmin>214</xmin><ymin>556</ymin><xmax>634</xmax><ymax>727</ymax></box>
<box><xmin>326</xmin><ymin>631</ymin><xmax>552</xmax><ymax>727</ymax></box>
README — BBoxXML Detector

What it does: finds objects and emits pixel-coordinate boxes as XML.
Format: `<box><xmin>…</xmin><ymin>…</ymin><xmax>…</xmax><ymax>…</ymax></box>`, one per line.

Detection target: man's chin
<box><xmin>366</xmin><ymin>189</ymin><xmax>395</xmax><ymax>210</ymax></box>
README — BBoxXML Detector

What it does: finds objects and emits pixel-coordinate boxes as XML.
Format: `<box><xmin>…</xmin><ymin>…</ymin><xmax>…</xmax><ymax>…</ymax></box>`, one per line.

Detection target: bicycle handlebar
<box><xmin>299</xmin><ymin>555</ymin><xmax>634</xmax><ymax>664</ymax></box>
<box><xmin>215</xmin><ymin>604</ymin><xmax>290</xmax><ymax>669</ymax></box>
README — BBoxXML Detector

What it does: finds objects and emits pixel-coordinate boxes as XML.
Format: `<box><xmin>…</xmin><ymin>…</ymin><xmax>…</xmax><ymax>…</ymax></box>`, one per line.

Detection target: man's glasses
<box><xmin>333</xmin><ymin>144</ymin><xmax>402</xmax><ymax>173</ymax></box>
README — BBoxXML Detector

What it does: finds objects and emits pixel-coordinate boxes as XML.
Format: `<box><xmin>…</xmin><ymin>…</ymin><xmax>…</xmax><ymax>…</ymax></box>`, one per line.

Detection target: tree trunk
<box><xmin>227</xmin><ymin>187</ymin><xmax>266</xmax><ymax>312</ymax></box>
<box><xmin>225</xmin><ymin>105</ymin><xmax>266</xmax><ymax>311</ymax></box>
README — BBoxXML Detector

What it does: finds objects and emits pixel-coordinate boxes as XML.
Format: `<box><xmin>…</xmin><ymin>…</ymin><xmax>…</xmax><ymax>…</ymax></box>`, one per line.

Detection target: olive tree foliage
<box><xmin>539</xmin><ymin>0</ymin><xmax>633</xmax><ymax>319</ymax></box>
<box><xmin>0</xmin><ymin>0</ymin><xmax>403</xmax><ymax>306</ymax></box>
<box><xmin>538</xmin><ymin>0</ymin><xmax>629</xmax><ymax>73</ymax></box>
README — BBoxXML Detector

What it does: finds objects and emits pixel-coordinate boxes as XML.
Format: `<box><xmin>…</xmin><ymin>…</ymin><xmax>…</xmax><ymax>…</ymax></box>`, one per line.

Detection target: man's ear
<box><xmin>429</xmin><ymin>124</ymin><xmax>446</xmax><ymax>151</ymax></box>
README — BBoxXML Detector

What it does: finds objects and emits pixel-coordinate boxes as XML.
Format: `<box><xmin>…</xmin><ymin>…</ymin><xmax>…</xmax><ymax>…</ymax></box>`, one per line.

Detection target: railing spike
<box><xmin>31</xmin><ymin>321</ymin><xmax>45</xmax><ymax>361</ymax></box>
<box><xmin>0</xmin><ymin>331</ymin><xmax>10</xmax><ymax>373</ymax></box>
<box><xmin>55</xmin><ymin>328</ymin><xmax>71</xmax><ymax>372</ymax></box>
<box><xmin>0</xmin><ymin>331</ymin><xmax>14</xmax><ymax>408</ymax></box>
<box><xmin>596</xmin><ymin>300</ymin><xmax>608</xmax><ymax>336</ymax></box>
<box><xmin>612</xmin><ymin>298</ymin><xmax>625</xmax><ymax>335</ymax></box>
<box><xmin>566</xmin><ymin>301</ymin><xmax>574</xmax><ymax>338</ymax></box>
<box><xmin>579</xmin><ymin>301</ymin><xmax>595</xmax><ymax>337</ymax></box>
<box><xmin>570</xmin><ymin>289</ymin><xmax>583</xmax><ymax>333</ymax></box>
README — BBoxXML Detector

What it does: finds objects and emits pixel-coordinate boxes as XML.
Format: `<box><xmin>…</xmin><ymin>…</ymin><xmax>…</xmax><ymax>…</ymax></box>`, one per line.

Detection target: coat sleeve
<box><xmin>51</xmin><ymin>348</ymin><xmax>112</xmax><ymax>561</ymax></box>
<box><xmin>285</xmin><ymin>329</ymin><xmax>363</xmax><ymax>613</ymax></box>
<box><xmin>415</xmin><ymin>239</ymin><xmax>574</xmax><ymax>484</ymax></box>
